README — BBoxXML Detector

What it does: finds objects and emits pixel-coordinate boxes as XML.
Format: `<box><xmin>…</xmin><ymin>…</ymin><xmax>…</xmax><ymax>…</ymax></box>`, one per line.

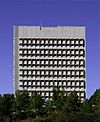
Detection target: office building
<box><xmin>14</xmin><ymin>26</ymin><xmax>86</xmax><ymax>101</ymax></box>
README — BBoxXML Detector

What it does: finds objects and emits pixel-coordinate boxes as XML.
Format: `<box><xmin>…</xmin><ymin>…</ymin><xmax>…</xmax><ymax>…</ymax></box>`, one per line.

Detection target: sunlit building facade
<box><xmin>13</xmin><ymin>26</ymin><xmax>86</xmax><ymax>101</ymax></box>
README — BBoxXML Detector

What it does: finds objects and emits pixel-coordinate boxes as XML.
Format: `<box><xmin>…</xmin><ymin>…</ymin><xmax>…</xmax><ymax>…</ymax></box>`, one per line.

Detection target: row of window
<box><xmin>19</xmin><ymin>69</ymin><xmax>85</xmax><ymax>78</ymax></box>
<box><xmin>19</xmin><ymin>49</ymin><xmax>85</xmax><ymax>57</ymax></box>
<box><xmin>19</xmin><ymin>80</ymin><xmax>85</xmax><ymax>87</ymax></box>
<box><xmin>20</xmin><ymin>90</ymin><xmax>85</xmax><ymax>98</ymax></box>
<box><xmin>19</xmin><ymin>59</ymin><xmax>85</xmax><ymax>67</ymax></box>
<box><xmin>19</xmin><ymin>38</ymin><xmax>85</xmax><ymax>47</ymax></box>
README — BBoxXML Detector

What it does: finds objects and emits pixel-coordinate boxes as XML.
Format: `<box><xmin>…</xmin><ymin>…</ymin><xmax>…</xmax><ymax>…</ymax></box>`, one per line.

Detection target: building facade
<box><xmin>13</xmin><ymin>26</ymin><xmax>86</xmax><ymax>101</ymax></box>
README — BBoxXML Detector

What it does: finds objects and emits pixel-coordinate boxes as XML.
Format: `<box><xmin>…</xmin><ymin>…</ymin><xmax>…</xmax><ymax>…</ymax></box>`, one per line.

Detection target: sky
<box><xmin>0</xmin><ymin>0</ymin><xmax>100</xmax><ymax>98</ymax></box>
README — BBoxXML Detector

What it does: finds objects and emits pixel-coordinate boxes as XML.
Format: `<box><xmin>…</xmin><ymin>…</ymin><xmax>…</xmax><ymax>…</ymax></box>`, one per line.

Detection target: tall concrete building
<box><xmin>13</xmin><ymin>26</ymin><xmax>86</xmax><ymax>101</ymax></box>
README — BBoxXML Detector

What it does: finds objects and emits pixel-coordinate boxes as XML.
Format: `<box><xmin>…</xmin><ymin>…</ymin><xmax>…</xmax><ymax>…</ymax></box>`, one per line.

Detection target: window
<box><xmin>75</xmin><ymin>50</ymin><xmax>79</xmax><ymax>54</ymax></box>
<box><xmin>45</xmin><ymin>60</ymin><xmax>48</xmax><ymax>64</ymax></box>
<box><xmin>45</xmin><ymin>40</ymin><xmax>48</xmax><ymax>44</ymax></box>
<box><xmin>62</xmin><ymin>50</ymin><xmax>66</xmax><ymax>55</ymax></box>
<box><xmin>28</xmin><ymin>71</ymin><xmax>31</xmax><ymax>75</ymax></box>
<box><xmin>71</xmin><ymin>50</ymin><xmax>74</xmax><ymax>54</ymax></box>
<box><xmin>50</xmin><ymin>50</ymin><xmax>53</xmax><ymax>54</ymax></box>
<box><xmin>37</xmin><ymin>60</ymin><xmax>40</xmax><ymax>65</ymax></box>
<box><xmin>45</xmin><ymin>71</ymin><xmax>49</xmax><ymax>75</ymax></box>
<box><xmin>33</xmin><ymin>71</ymin><xmax>35</xmax><ymax>75</ymax></box>
<box><xmin>28</xmin><ymin>82</ymin><xmax>31</xmax><ymax>85</ymax></box>
<box><xmin>59</xmin><ymin>71</ymin><xmax>62</xmax><ymax>75</ymax></box>
<box><xmin>67</xmin><ymin>50</ymin><xmax>70</xmax><ymax>54</ymax></box>
<box><xmin>58</xmin><ymin>40</ymin><xmax>61</xmax><ymax>44</ymax></box>
<box><xmin>71</xmin><ymin>71</ymin><xmax>75</xmax><ymax>75</ymax></box>
<box><xmin>58</xmin><ymin>50</ymin><xmax>62</xmax><ymax>54</ymax></box>
<box><xmin>80</xmin><ymin>50</ymin><xmax>83</xmax><ymax>54</ymax></box>
<box><xmin>46</xmin><ymin>92</ymin><xmax>49</xmax><ymax>96</ymax></box>
<box><xmin>46</xmin><ymin>82</ymin><xmax>49</xmax><ymax>86</ymax></box>
<box><xmin>24</xmin><ymin>82</ymin><xmax>27</xmax><ymax>85</ymax></box>
<box><xmin>76</xmin><ymin>40</ymin><xmax>78</xmax><ymax>44</ymax></box>
<box><xmin>42</xmin><ymin>92</ymin><xmax>44</xmax><ymax>96</ymax></box>
<box><xmin>71</xmin><ymin>40</ymin><xmax>74</xmax><ymax>44</ymax></box>
<box><xmin>63</xmin><ymin>71</ymin><xmax>66</xmax><ymax>75</ymax></box>
<box><xmin>67</xmin><ymin>40</ymin><xmax>70</xmax><ymax>44</ymax></box>
<box><xmin>63</xmin><ymin>60</ymin><xmax>66</xmax><ymax>65</ymax></box>
<box><xmin>62</xmin><ymin>40</ymin><xmax>66</xmax><ymax>44</ymax></box>
<box><xmin>19</xmin><ymin>50</ymin><xmax>22</xmax><ymax>54</ymax></box>
<box><xmin>24</xmin><ymin>71</ymin><xmax>27</xmax><ymax>75</ymax></box>
<box><xmin>76</xmin><ymin>71</ymin><xmax>79</xmax><ymax>75</ymax></box>
<box><xmin>50</xmin><ymin>60</ymin><xmax>53</xmax><ymax>65</ymax></box>
<box><xmin>24</xmin><ymin>40</ymin><xmax>27</xmax><ymax>44</ymax></box>
<box><xmin>37</xmin><ymin>40</ymin><xmax>40</xmax><ymax>44</ymax></box>
<box><xmin>59</xmin><ymin>82</ymin><xmax>62</xmax><ymax>86</ymax></box>
<box><xmin>72</xmin><ymin>82</ymin><xmax>75</xmax><ymax>86</ymax></box>
<box><xmin>54</xmin><ymin>82</ymin><xmax>57</xmax><ymax>85</ymax></box>
<box><xmin>76</xmin><ymin>82</ymin><xmax>79</xmax><ymax>86</ymax></box>
<box><xmin>80</xmin><ymin>82</ymin><xmax>84</xmax><ymax>86</ymax></box>
<box><xmin>58</xmin><ymin>60</ymin><xmax>61</xmax><ymax>65</ymax></box>
<box><xmin>54</xmin><ymin>71</ymin><xmax>57</xmax><ymax>75</ymax></box>
<box><xmin>41</xmin><ymin>60</ymin><xmax>44</xmax><ymax>65</ymax></box>
<box><xmin>81</xmin><ymin>92</ymin><xmax>84</xmax><ymax>97</ymax></box>
<box><xmin>33</xmin><ymin>82</ymin><xmax>35</xmax><ymax>85</ymax></box>
<box><xmin>76</xmin><ymin>60</ymin><xmax>79</xmax><ymax>65</ymax></box>
<box><xmin>33</xmin><ymin>50</ymin><xmax>35</xmax><ymax>54</ymax></box>
<box><xmin>41</xmin><ymin>71</ymin><xmax>44</xmax><ymax>75</ymax></box>
<box><xmin>67</xmin><ymin>60</ymin><xmax>70</xmax><ymax>65</ymax></box>
<box><xmin>54</xmin><ymin>40</ymin><xmax>57</xmax><ymax>44</ymax></box>
<box><xmin>67</xmin><ymin>71</ymin><xmax>70</xmax><ymax>75</ymax></box>
<box><xmin>80</xmin><ymin>60</ymin><xmax>83</xmax><ymax>65</ymax></box>
<box><xmin>54</xmin><ymin>60</ymin><xmax>57</xmax><ymax>64</ymax></box>
<box><xmin>24</xmin><ymin>60</ymin><xmax>27</xmax><ymax>64</ymax></box>
<box><xmin>28</xmin><ymin>40</ymin><xmax>31</xmax><ymax>44</ymax></box>
<box><xmin>54</xmin><ymin>50</ymin><xmax>57</xmax><ymax>54</ymax></box>
<box><xmin>71</xmin><ymin>60</ymin><xmax>74</xmax><ymax>65</ymax></box>
<box><xmin>41</xmin><ymin>40</ymin><xmax>44</xmax><ymax>44</ymax></box>
<box><xmin>37</xmin><ymin>50</ymin><xmax>40</xmax><ymax>54</ymax></box>
<box><xmin>41</xmin><ymin>50</ymin><xmax>44</xmax><ymax>54</ymax></box>
<box><xmin>63</xmin><ymin>82</ymin><xmax>66</xmax><ymax>86</ymax></box>
<box><xmin>41</xmin><ymin>82</ymin><xmax>44</xmax><ymax>85</ymax></box>
<box><xmin>50</xmin><ymin>82</ymin><xmax>53</xmax><ymax>85</ymax></box>
<box><xmin>33</xmin><ymin>60</ymin><xmax>35</xmax><ymax>64</ymax></box>
<box><xmin>28</xmin><ymin>60</ymin><xmax>31</xmax><ymax>64</ymax></box>
<box><xmin>50</xmin><ymin>71</ymin><xmax>53</xmax><ymax>75</ymax></box>
<box><xmin>80</xmin><ymin>40</ymin><xmax>83</xmax><ymax>44</ymax></box>
<box><xmin>37</xmin><ymin>71</ymin><xmax>40</xmax><ymax>75</ymax></box>
<box><xmin>80</xmin><ymin>71</ymin><xmax>84</xmax><ymax>75</ymax></box>
<box><xmin>67</xmin><ymin>82</ymin><xmax>70</xmax><ymax>86</ymax></box>
<box><xmin>37</xmin><ymin>82</ymin><xmax>40</xmax><ymax>86</ymax></box>
<box><xmin>28</xmin><ymin>50</ymin><xmax>31</xmax><ymax>54</ymax></box>
<box><xmin>50</xmin><ymin>93</ymin><xmax>53</xmax><ymax>96</ymax></box>
<box><xmin>45</xmin><ymin>50</ymin><xmax>48</xmax><ymax>54</ymax></box>
<box><xmin>50</xmin><ymin>40</ymin><xmax>53</xmax><ymax>44</ymax></box>
<box><xmin>24</xmin><ymin>50</ymin><xmax>27</xmax><ymax>54</ymax></box>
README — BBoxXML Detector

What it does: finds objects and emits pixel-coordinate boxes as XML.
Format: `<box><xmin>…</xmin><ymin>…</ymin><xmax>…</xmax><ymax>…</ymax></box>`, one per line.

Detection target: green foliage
<box><xmin>0</xmin><ymin>94</ymin><xmax>15</xmax><ymax>115</ymax></box>
<box><xmin>0</xmin><ymin>88</ymin><xmax>100</xmax><ymax>122</ymax></box>
<box><xmin>29</xmin><ymin>92</ymin><xmax>45</xmax><ymax>117</ymax></box>
<box><xmin>15</xmin><ymin>90</ymin><xmax>30</xmax><ymax>119</ymax></box>
<box><xmin>80</xmin><ymin>99</ymin><xmax>91</xmax><ymax>113</ymax></box>
<box><xmin>89</xmin><ymin>89</ymin><xmax>100</xmax><ymax>112</ymax></box>
<box><xmin>45</xmin><ymin>100</ymin><xmax>53</xmax><ymax>114</ymax></box>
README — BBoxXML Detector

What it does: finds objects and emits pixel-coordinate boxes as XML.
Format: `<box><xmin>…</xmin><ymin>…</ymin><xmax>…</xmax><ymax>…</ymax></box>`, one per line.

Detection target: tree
<box><xmin>62</xmin><ymin>91</ymin><xmax>79</xmax><ymax>112</ymax></box>
<box><xmin>80</xmin><ymin>99</ymin><xmax>91</xmax><ymax>113</ymax></box>
<box><xmin>45</xmin><ymin>100</ymin><xmax>53</xmax><ymax>114</ymax></box>
<box><xmin>89</xmin><ymin>89</ymin><xmax>100</xmax><ymax>112</ymax></box>
<box><xmin>29</xmin><ymin>92</ymin><xmax>44</xmax><ymax>117</ymax></box>
<box><xmin>15</xmin><ymin>90</ymin><xmax>30</xmax><ymax>119</ymax></box>
<box><xmin>0</xmin><ymin>94</ymin><xmax>15</xmax><ymax>116</ymax></box>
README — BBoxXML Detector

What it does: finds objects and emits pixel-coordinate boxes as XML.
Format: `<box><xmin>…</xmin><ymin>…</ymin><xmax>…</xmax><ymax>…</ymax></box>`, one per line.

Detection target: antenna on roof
<box><xmin>40</xmin><ymin>20</ymin><xmax>42</xmax><ymax>30</ymax></box>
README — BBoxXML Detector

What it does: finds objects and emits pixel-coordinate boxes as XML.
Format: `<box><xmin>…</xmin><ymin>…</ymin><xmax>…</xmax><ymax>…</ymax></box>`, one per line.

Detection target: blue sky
<box><xmin>0</xmin><ymin>0</ymin><xmax>100</xmax><ymax>98</ymax></box>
